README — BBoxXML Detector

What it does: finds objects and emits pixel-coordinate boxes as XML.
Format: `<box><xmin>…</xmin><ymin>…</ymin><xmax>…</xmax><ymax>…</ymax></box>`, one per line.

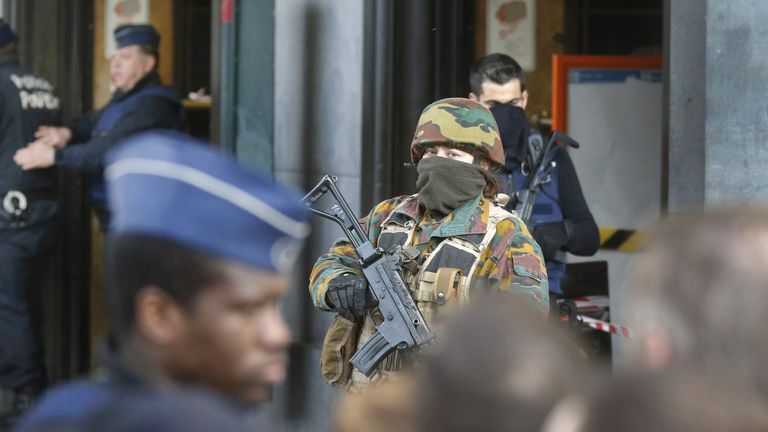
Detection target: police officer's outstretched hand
<box><xmin>33</xmin><ymin>126</ymin><xmax>71</xmax><ymax>149</ymax></box>
<box><xmin>326</xmin><ymin>273</ymin><xmax>373</xmax><ymax>321</ymax></box>
<box><xmin>532</xmin><ymin>222</ymin><xmax>570</xmax><ymax>261</ymax></box>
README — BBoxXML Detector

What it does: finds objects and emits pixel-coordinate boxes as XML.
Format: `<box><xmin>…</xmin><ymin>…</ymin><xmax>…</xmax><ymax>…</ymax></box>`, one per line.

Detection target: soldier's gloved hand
<box><xmin>532</xmin><ymin>222</ymin><xmax>570</xmax><ymax>260</ymax></box>
<box><xmin>325</xmin><ymin>273</ymin><xmax>373</xmax><ymax>321</ymax></box>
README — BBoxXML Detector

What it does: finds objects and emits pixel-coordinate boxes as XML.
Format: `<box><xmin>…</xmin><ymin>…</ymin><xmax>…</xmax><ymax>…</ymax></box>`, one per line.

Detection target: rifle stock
<box><xmin>514</xmin><ymin>131</ymin><xmax>580</xmax><ymax>225</ymax></box>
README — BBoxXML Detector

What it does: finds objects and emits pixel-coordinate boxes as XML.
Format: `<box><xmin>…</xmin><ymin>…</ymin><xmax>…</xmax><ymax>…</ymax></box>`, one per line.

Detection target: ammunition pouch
<box><xmin>320</xmin><ymin>314</ymin><xmax>360</xmax><ymax>388</ymax></box>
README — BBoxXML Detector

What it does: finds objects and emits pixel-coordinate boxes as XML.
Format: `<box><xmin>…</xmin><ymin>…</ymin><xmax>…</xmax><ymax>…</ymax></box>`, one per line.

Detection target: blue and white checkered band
<box><xmin>114</xmin><ymin>24</ymin><xmax>160</xmax><ymax>49</ymax></box>
<box><xmin>105</xmin><ymin>131</ymin><xmax>310</xmax><ymax>274</ymax></box>
<box><xmin>0</xmin><ymin>20</ymin><xmax>17</xmax><ymax>47</ymax></box>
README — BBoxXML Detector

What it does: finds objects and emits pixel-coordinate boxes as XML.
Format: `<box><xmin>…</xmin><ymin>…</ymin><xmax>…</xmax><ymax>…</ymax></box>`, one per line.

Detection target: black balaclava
<box><xmin>490</xmin><ymin>104</ymin><xmax>531</xmax><ymax>172</ymax></box>
<box><xmin>416</xmin><ymin>156</ymin><xmax>488</xmax><ymax>216</ymax></box>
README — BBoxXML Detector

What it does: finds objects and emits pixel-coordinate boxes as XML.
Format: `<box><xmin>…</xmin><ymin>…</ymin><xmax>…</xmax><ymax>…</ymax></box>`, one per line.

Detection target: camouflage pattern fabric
<box><xmin>410</xmin><ymin>98</ymin><xmax>505</xmax><ymax>167</ymax></box>
<box><xmin>309</xmin><ymin>194</ymin><xmax>549</xmax><ymax>315</ymax></box>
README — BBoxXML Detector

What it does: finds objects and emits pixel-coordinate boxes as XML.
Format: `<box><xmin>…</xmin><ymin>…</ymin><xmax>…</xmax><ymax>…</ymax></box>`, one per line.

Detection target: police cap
<box><xmin>114</xmin><ymin>24</ymin><xmax>160</xmax><ymax>50</ymax></box>
<box><xmin>105</xmin><ymin>130</ymin><xmax>310</xmax><ymax>274</ymax></box>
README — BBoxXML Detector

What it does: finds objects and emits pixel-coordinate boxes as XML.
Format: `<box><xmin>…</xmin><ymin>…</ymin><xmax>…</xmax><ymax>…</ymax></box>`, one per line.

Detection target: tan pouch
<box><xmin>320</xmin><ymin>314</ymin><xmax>360</xmax><ymax>388</ymax></box>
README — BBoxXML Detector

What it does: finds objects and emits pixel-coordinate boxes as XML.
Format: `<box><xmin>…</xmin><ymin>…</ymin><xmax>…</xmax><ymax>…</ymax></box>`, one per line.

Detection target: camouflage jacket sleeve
<box><xmin>473</xmin><ymin>217</ymin><xmax>550</xmax><ymax>315</ymax></box>
<box><xmin>308</xmin><ymin>196</ymin><xmax>410</xmax><ymax>310</ymax></box>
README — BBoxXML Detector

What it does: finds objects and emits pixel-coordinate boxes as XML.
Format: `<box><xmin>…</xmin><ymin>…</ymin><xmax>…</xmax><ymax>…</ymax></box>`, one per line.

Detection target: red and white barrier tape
<box><xmin>577</xmin><ymin>315</ymin><xmax>635</xmax><ymax>339</ymax></box>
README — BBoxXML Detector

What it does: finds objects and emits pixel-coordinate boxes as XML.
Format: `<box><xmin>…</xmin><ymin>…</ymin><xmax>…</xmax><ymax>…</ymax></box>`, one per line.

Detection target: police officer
<box><xmin>15</xmin><ymin>131</ymin><xmax>309</xmax><ymax>431</ymax></box>
<box><xmin>14</xmin><ymin>24</ymin><xmax>185</xmax><ymax>231</ymax></box>
<box><xmin>0</xmin><ymin>20</ymin><xmax>61</xmax><ymax>428</ymax></box>
<box><xmin>469</xmin><ymin>53</ymin><xmax>599</xmax><ymax>304</ymax></box>
<box><xmin>309</xmin><ymin>98</ymin><xmax>548</xmax><ymax>391</ymax></box>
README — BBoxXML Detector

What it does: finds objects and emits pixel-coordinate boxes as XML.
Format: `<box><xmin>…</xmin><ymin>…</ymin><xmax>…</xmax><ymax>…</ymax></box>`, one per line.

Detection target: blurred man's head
<box><xmin>105</xmin><ymin>131</ymin><xmax>309</xmax><ymax>404</ymax></box>
<box><xmin>623</xmin><ymin>209</ymin><xmax>768</xmax><ymax>389</ymax></box>
<box><xmin>469</xmin><ymin>53</ymin><xmax>528</xmax><ymax>110</ymax></box>
<box><xmin>543</xmin><ymin>369</ymin><xmax>768</xmax><ymax>432</ymax></box>
<box><xmin>415</xmin><ymin>295</ymin><xmax>588</xmax><ymax>432</ymax></box>
<box><xmin>110</xmin><ymin>24</ymin><xmax>160</xmax><ymax>92</ymax></box>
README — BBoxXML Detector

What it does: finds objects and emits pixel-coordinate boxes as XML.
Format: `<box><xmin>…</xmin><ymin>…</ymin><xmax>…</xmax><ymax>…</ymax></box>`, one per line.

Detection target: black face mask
<box><xmin>490</xmin><ymin>104</ymin><xmax>531</xmax><ymax>171</ymax></box>
<box><xmin>415</xmin><ymin>156</ymin><xmax>488</xmax><ymax>215</ymax></box>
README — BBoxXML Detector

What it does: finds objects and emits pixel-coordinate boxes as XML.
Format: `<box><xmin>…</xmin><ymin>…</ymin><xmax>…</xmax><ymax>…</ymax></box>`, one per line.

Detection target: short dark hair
<box><xmin>137</xmin><ymin>44</ymin><xmax>160</xmax><ymax>71</ymax></box>
<box><xmin>469</xmin><ymin>53</ymin><xmax>526</xmax><ymax>97</ymax></box>
<box><xmin>106</xmin><ymin>234</ymin><xmax>225</xmax><ymax>337</ymax></box>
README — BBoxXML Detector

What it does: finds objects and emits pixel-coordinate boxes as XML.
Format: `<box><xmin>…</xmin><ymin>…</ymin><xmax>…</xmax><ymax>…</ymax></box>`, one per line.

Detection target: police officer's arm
<box><xmin>67</xmin><ymin>110</ymin><xmax>100</xmax><ymax>143</ymax></box>
<box><xmin>308</xmin><ymin>196</ymin><xmax>406</xmax><ymax>310</ymax></box>
<box><xmin>553</xmin><ymin>148</ymin><xmax>600</xmax><ymax>256</ymax></box>
<box><xmin>55</xmin><ymin>96</ymin><xmax>181</xmax><ymax>175</ymax></box>
<box><xmin>477</xmin><ymin>218</ymin><xmax>549</xmax><ymax>315</ymax></box>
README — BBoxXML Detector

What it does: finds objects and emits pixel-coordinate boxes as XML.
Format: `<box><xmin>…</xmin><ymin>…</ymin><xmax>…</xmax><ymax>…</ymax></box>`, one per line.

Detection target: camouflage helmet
<box><xmin>410</xmin><ymin>98</ymin><xmax>505</xmax><ymax>167</ymax></box>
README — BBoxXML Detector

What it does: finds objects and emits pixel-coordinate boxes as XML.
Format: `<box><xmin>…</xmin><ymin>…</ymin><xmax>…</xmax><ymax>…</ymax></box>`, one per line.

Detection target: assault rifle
<box><xmin>513</xmin><ymin>131</ymin><xmax>580</xmax><ymax>225</ymax></box>
<box><xmin>303</xmin><ymin>175</ymin><xmax>434</xmax><ymax>376</ymax></box>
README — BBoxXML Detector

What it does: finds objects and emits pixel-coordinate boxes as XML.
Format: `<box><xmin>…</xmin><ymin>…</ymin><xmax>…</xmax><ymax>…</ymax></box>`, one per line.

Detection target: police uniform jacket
<box><xmin>15</xmin><ymin>345</ymin><xmax>259</xmax><ymax>432</ymax></box>
<box><xmin>54</xmin><ymin>71</ymin><xmax>183</xmax><ymax>174</ymax></box>
<box><xmin>0</xmin><ymin>57</ymin><xmax>60</xmax><ymax>195</ymax></box>
<box><xmin>0</xmin><ymin>57</ymin><xmax>60</xmax><ymax>228</ymax></box>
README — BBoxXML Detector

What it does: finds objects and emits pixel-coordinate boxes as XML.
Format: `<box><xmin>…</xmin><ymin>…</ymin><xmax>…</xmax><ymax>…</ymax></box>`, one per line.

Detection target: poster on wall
<box><xmin>486</xmin><ymin>0</ymin><xmax>536</xmax><ymax>71</ymax></box>
<box><xmin>105</xmin><ymin>0</ymin><xmax>150</xmax><ymax>59</ymax></box>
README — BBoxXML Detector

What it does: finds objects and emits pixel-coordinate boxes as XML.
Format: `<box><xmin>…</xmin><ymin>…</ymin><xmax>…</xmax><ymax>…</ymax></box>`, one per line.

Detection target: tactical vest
<box><xmin>348</xmin><ymin>196</ymin><xmax>519</xmax><ymax>389</ymax></box>
<box><xmin>501</xmin><ymin>160</ymin><xmax>567</xmax><ymax>294</ymax></box>
<box><xmin>88</xmin><ymin>85</ymin><xmax>182</xmax><ymax>228</ymax></box>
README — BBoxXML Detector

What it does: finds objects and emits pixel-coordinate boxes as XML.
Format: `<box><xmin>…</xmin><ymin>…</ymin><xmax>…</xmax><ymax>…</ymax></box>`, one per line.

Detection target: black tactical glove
<box><xmin>532</xmin><ymin>222</ymin><xmax>570</xmax><ymax>261</ymax></box>
<box><xmin>325</xmin><ymin>273</ymin><xmax>373</xmax><ymax>321</ymax></box>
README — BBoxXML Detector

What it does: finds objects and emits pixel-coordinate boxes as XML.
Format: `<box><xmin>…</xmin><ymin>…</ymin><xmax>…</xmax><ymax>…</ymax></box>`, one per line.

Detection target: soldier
<box><xmin>0</xmin><ymin>20</ymin><xmax>61</xmax><ymax>428</ymax></box>
<box><xmin>309</xmin><ymin>98</ymin><xmax>548</xmax><ymax>390</ymax></box>
<box><xmin>14</xmin><ymin>24</ymin><xmax>185</xmax><ymax>231</ymax></box>
<box><xmin>469</xmin><ymin>53</ymin><xmax>599</xmax><ymax>305</ymax></box>
<box><xmin>15</xmin><ymin>131</ymin><xmax>309</xmax><ymax>431</ymax></box>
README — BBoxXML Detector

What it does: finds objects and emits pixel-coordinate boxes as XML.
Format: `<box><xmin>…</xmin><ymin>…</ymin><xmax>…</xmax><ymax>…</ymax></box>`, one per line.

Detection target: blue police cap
<box><xmin>114</xmin><ymin>24</ymin><xmax>160</xmax><ymax>49</ymax></box>
<box><xmin>105</xmin><ymin>131</ymin><xmax>310</xmax><ymax>274</ymax></box>
<box><xmin>0</xmin><ymin>20</ymin><xmax>17</xmax><ymax>47</ymax></box>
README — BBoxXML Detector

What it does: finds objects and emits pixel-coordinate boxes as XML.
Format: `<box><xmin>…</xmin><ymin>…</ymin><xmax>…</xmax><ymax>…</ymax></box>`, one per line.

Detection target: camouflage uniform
<box><xmin>309</xmin><ymin>194</ymin><xmax>548</xmax><ymax>311</ymax></box>
<box><xmin>309</xmin><ymin>98</ymin><xmax>548</xmax><ymax>388</ymax></box>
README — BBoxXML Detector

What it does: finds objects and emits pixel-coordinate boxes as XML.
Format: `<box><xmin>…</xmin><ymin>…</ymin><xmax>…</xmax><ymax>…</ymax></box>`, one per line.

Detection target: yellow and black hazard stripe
<box><xmin>598</xmin><ymin>227</ymin><xmax>646</xmax><ymax>252</ymax></box>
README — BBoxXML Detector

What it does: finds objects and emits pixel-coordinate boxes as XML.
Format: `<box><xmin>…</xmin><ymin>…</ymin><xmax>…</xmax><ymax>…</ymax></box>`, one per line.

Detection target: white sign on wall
<box><xmin>104</xmin><ymin>0</ymin><xmax>150</xmax><ymax>59</ymax></box>
<box><xmin>485</xmin><ymin>0</ymin><xmax>536</xmax><ymax>71</ymax></box>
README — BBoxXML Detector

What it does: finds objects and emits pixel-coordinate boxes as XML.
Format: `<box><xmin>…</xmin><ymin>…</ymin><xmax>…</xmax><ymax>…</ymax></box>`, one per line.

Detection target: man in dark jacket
<box><xmin>0</xmin><ymin>20</ymin><xmax>61</xmax><ymax>428</ymax></box>
<box><xmin>469</xmin><ymin>53</ymin><xmax>599</xmax><ymax>305</ymax></box>
<box><xmin>15</xmin><ymin>131</ymin><xmax>309</xmax><ymax>431</ymax></box>
<box><xmin>14</xmin><ymin>24</ymin><xmax>184</xmax><ymax>230</ymax></box>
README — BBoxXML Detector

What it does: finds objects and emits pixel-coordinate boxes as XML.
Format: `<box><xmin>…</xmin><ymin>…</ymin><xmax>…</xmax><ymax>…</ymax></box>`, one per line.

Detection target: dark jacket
<box><xmin>0</xmin><ymin>57</ymin><xmax>60</xmax><ymax>192</ymax></box>
<box><xmin>54</xmin><ymin>71</ymin><xmax>184</xmax><ymax>175</ymax></box>
<box><xmin>54</xmin><ymin>71</ymin><xmax>184</xmax><ymax>229</ymax></box>
<box><xmin>15</xmin><ymin>347</ymin><xmax>258</xmax><ymax>432</ymax></box>
<box><xmin>501</xmin><ymin>147</ymin><xmax>600</xmax><ymax>257</ymax></box>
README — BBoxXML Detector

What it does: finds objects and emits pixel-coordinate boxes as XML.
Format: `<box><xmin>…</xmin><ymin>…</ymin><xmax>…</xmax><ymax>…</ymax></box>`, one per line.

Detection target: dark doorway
<box><xmin>174</xmin><ymin>0</ymin><xmax>213</xmax><ymax>140</ymax></box>
<box><xmin>565</xmin><ymin>0</ymin><xmax>663</xmax><ymax>55</ymax></box>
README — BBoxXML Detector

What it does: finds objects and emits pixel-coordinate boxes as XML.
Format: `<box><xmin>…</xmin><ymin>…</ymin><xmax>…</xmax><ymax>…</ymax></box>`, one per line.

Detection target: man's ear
<box><xmin>641</xmin><ymin>325</ymin><xmax>674</xmax><ymax>369</ymax></box>
<box><xmin>134</xmin><ymin>286</ymin><xmax>186</xmax><ymax>345</ymax></box>
<box><xmin>469</xmin><ymin>92</ymin><xmax>479</xmax><ymax>102</ymax></box>
<box><xmin>143</xmin><ymin>55</ymin><xmax>157</xmax><ymax>74</ymax></box>
<box><xmin>521</xmin><ymin>90</ymin><xmax>529</xmax><ymax>110</ymax></box>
